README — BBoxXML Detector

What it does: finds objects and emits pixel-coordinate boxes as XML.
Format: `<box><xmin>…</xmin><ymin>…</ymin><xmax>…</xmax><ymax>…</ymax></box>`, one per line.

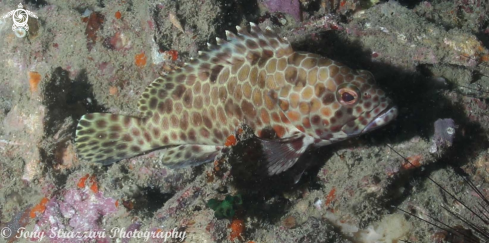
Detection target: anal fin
<box><xmin>259</xmin><ymin>135</ymin><xmax>314</xmax><ymax>175</ymax></box>
<box><xmin>159</xmin><ymin>145</ymin><xmax>222</xmax><ymax>168</ymax></box>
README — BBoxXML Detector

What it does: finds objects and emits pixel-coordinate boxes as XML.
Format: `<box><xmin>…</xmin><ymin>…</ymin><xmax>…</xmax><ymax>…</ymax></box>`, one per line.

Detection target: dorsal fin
<box><xmin>137</xmin><ymin>23</ymin><xmax>293</xmax><ymax>118</ymax></box>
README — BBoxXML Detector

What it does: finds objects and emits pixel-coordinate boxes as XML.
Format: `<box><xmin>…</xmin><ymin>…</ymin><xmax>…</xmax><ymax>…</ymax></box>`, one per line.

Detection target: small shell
<box><xmin>169</xmin><ymin>13</ymin><xmax>184</xmax><ymax>33</ymax></box>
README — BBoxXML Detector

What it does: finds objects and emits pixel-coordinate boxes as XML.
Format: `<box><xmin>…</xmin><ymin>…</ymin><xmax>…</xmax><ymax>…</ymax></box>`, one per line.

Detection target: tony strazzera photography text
<box><xmin>2</xmin><ymin>227</ymin><xmax>187</xmax><ymax>242</ymax></box>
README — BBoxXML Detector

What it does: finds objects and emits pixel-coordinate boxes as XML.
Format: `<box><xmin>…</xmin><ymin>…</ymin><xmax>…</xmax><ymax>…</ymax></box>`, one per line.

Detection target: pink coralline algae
<box><xmin>262</xmin><ymin>0</ymin><xmax>301</xmax><ymax>21</ymax></box>
<box><xmin>32</xmin><ymin>189</ymin><xmax>118</xmax><ymax>242</ymax></box>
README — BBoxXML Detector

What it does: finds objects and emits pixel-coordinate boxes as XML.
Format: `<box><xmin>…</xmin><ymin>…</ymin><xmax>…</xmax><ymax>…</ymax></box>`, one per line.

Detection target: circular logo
<box><xmin>1</xmin><ymin>227</ymin><xmax>12</xmax><ymax>238</ymax></box>
<box><xmin>12</xmin><ymin>9</ymin><xmax>29</xmax><ymax>31</ymax></box>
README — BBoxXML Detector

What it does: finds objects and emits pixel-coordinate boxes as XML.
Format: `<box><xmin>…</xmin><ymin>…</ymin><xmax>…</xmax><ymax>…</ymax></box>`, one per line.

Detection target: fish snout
<box><xmin>362</xmin><ymin>105</ymin><xmax>398</xmax><ymax>133</ymax></box>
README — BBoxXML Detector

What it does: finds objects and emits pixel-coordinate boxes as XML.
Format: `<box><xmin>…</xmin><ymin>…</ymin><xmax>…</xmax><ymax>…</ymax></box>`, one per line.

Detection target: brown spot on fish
<box><xmin>110</xmin><ymin>114</ymin><xmax>119</xmax><ymax>121</ymax></box>
<box><xmin>170</xmin><ymin>115</ymin><xmax>179</xmax><ymax>128</ymax></box>
<box><xmin>302</xmin><ymin>58</ymin><xmax>317</xmax><ymax>69</ymax></box>
<box><xmin>299</xmin><ymin>102</ymin><xmax>310</xmax><ymax>114</ymax></box>
<box><xmin>241</xmin><ymin>100</ymin><xmax>256</xmax><ymax>118</ymax></box>
<box><xmin>186</xmin><ymin>74</ymin><xmax>197</xmax><ymax>85</ymax></box>
<box><xmin>180</xmin><ymin>111</ymin><xmax>189</xmax><ymax>130</ymax></box>
<box><xmin>277</xmin><ymin>58</ymin><xmax>287</xmax><ymax>71</ymax></box>
<box><xmin>280</xmin><ymin>112</ymin><xmax>290</xmax><ymax>124</ymax></box>
<box><xmin>152</xmin><ymin>113</ymin><xmax>160</xmax><ymax>123</ymax></box>
<box><xmin>180</xmin><ymin>132</ymin><xmax>187</xmax><ymax>141</ymax></box>
<box><xmin>252</xmin><ymin>89</ymin><xmax>263</xmax><ymax>106</ymax></box>
<box><xmin>200</xmin><ymin>128</ymin><xmax>210</xmax><ymax>138</ymax></box>
<box><xmin>172</xmin><ymin>85</ymin><xmax>186</xmax><ymax>99</ymax></box>
<box><xmin>271</xmin><ymin>112</ymin><xmax>280</xmax><ymax>122</ymax></box>
<box><xmin>258</xmin><ymin>70</ymin><xmax>266</xmax><ymax>88</ymax></box>
<box><xmin>301</xmin><ymin>86</ymin><xmax>313</xmax><ymax>100</ymax></box>
<box><xmin>183</xmin><ymin>90</ymin><xmax>193</xmax><ymax>108</ymax></box>
<box><xmin>85</xmin><ymin>113</ymin><xmax>94</xmax><ymax>120</ymax></box>
<box><xmin>175</xmin><ymin>74</ymin><xmax>186</xmax><ymax>83</ymax></box>
<box><xmin>318</xmin><ymin>58</ymin><xmax>333</xmax><ymax>67</ymax></box>
<box><xmin>285</xmin><ymin>66</ymin><xmax>297</xmax><ymax>83</ymax></box>
<box><xmin>322</xmin><ymin>92</ymin><xmax>335</xmax><ymax>105</ymax></box>
<box><xmin>188</xmin><ymin>129</ymin><xmax>196</xmax><ymax>141</ymax></box>
<box><xmin>334</xmin><ymin>75</ymin><xmax>344</xmax><ymax>85</ymax></box>
<box><xmin>311</xmin><ymin>115</ymin><xmax>321</xmax><ymax>125</ymax></box>
<box><xmin>149</xmin><ymin>97</ymin><xmax>158</xmax><ymax>110</ymax></box>
<box><xmin>266</xmin><ymin>75</ymin><xmax>277</xmax><ymax>89</ymax></box>
<box><xmin>274</xmin><ymin>72</ymin><xmax>285</xmax><ymax>88</ymax></box>
<box><xmin>193</xmin><ymin>96</ymin><xmax>203</xmax><ymax>109</ymax></box>
<box><xmin>203</xmin><ymin>115</ymin><xmax>213</xmax><ymax>129</ymax></box>
<box><xmin>302</xmin><ymin>117</ymin><xmax>311</xmax><ymax>128</ymax></box>
<box><xmin>122</xmin><ymin>134</ymin><xmax>133</xmax><ymax>142</ymax></box>
<box><xmin>218</xmin><ymin>67</ymin><xmax>230</xmax><ymax>84</ymax></box>
<box><xmin>266</xmin><ymin>59</ymin><xmax>277</xmax><ymax>73</ymax></box>
<box><xmin>290</xmin><ymin>93</ymin><xmax>300</xmax><ymax>108</ymax></box>
<box><xmin>242</xmin><ymin>82</ymin><xmax>252</xmax><ymax>99</ymax></box>
<box><xmin>152</xmin><ymin>128</ymin><xmax>161</xmax><ymax>138</ymax></box>
<box><xmin>321</xmin><ymin>107</ymin><xmax>332</xmax><ymax>117</ymax></box>
<box><xmin>276</xmin><ymin>99</ymin><xmax>288</xmax><ymax>113</ymax></box>
<box><xmin>96</xmin><ymin>119</ymin><xmax>107</xmax><ymax>128</ymax></box>
<box><xmin>297</xmin><ymin>69</ymin><xmax>307</xmax><ymax>86</ymax></box>
<box><xmin>131</xmin><ymin>128</ymin><xmax>141</xmax><ymax>136</ymax></box>
<box><xmin>245</xmin><ymin>39</ymin><xmax>259</xmax><ymax>49</ymax></box>
<box><xmin>260</xmin><ymin>109</ymin><xmax>270</xmax><ymax>124</ymax></box>
<box><xmin>329</xmin><ymin>65</ymin><xmax>339</xmax><ymax>77</ymax></box>
<box><xmin>238</xmin><ymin>64</ymin><xmax>251</xmax><ymax>81</ymax></box>
<box><xmin>198</xmin><ymin>71</ymin><xmax>209</xmax><ymax>81</ymax></box>
<box><xmin>234</xmin><ymin>85</ymin><xmax>243</xmax><ymax>100</ymax></box>
<box><xmin>210</xmin><ymin>65</ymin><xmax>224</xmax><ymax>83</ymax></box>
<box><xmin>249</xmin><ymin>66</ymin><xmax>258</xmax><ymax>85</ymax></box>
<box><xmin>287</xmin><ymin>111</ymin><xmax>301</xmax><ymax>122</ymax></box>
<box><xmin>273</xmin><ymin>125</ymin><xmax>286</xmax><ymax>137</ymax></box>
<box><xmin>318</xmin><ymin>67</ymin><xmax>329</xmax><ymax>82</ymax></box>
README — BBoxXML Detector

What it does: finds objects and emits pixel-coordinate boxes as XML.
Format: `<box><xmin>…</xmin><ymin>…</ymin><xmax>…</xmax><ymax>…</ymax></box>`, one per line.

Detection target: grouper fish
<box><xmin>75</xmin><ymin>23</ymin><xmax>398</xmax><ymax>175</ymax></box>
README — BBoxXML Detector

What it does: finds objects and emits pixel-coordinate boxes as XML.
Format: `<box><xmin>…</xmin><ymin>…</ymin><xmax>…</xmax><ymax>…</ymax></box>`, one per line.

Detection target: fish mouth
<box><xmin>362</xmin><ymin>105</ymin><xmax>398</xmax><ymax>133</ymax></box>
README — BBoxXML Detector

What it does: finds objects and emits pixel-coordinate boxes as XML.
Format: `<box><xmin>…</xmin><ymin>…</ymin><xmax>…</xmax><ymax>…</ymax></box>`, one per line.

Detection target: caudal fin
<box><xmin>75</xmin><ymin>113</ymin><xmax>156</xmax><ymax>165</ymax></box>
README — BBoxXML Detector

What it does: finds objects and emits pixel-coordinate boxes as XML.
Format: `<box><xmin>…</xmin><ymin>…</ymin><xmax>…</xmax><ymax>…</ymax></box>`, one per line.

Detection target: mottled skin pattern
<box><xmin>75</xmin><ymin>23</ymin><xmax>398</xmax><ymax>175</ymax></box>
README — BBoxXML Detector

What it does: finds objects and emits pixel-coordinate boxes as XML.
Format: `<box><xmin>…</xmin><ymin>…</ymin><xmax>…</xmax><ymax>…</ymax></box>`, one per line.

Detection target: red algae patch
<box><xmin>30</xmin><ymin>197</ymin><xmax>49</xmax><ymax>218</ymax></box>
<box><xmin>135</xmin><ymin>52</ymin><xmax>147</xmax><ymax>67</ymax></box>
<box><xmin>28</xmin><ymin>71</ymin><xmax>41</xmax><ymax>92</ymax></box>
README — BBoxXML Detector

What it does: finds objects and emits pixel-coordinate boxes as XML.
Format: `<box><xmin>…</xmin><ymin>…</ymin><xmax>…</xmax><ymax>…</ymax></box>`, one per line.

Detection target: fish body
<box><xmin>75</xmin><ymin>23</ymin><xmax>397</xmax><ymax>175</ymax></box>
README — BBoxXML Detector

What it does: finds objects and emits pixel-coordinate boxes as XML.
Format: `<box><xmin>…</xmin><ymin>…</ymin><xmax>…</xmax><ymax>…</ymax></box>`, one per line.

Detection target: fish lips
<box><xmin>361</xmin><ymin>105</ymin><xmax>398</xmax><ymax>133</ymax></box>
<box><xmin>340</xmin><ymin>104</ymin><xmax>398</xmax><ymax>137</ymax></box>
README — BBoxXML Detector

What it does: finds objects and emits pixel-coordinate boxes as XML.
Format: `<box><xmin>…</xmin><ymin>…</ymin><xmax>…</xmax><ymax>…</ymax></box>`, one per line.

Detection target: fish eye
<box><xmin>338</xmin><ymin>88</ymin><xmax>359</xmax><ymax>105</ymax></box>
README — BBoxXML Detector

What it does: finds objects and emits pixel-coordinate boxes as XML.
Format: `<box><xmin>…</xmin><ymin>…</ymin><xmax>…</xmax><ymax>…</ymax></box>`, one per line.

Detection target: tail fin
<box><xmin>75</xmin><ymin>113</ymin><xmax>156</xmax><ymax>165</ymax></box>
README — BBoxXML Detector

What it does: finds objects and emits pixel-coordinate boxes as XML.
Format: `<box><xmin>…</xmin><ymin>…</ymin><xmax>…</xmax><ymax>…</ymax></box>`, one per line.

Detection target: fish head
<box><xmin>315</xmin><ymin>69</ymin><xmax>398</xmax><ymax>140</ymax></box>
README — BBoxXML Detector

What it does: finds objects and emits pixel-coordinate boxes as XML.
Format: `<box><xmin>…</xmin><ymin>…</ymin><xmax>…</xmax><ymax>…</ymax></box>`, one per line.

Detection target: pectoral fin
<box><xmin>259</xmin><ymin>135</ymin><xmax>314</xmax><ymax>175</ymax></box>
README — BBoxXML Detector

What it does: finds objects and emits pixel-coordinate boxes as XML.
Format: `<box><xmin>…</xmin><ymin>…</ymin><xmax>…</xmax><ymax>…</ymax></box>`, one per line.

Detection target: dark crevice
<box><xmin>39</xmin><ymin>67</ymin><xmax>105</xmax><ymax>182</ymax></box>
<box><xmin>24</xmin><ymin>0</ymin><xmax>48</xmax><ymax>8</ymax></box>
<box><xmin>127</xmin><ymin>187</ymin><xmax>174</xmax><ymax>217</ymax></box>
<box><xmin>396</xmin><ymin>0</ymin><xmax>424</xmax><ymax>9</ymax></box>
<box><xmin>215</xmin><ymin>0</ymin><xmax>259</xmax><ymax>36</ymax></box>
<box><xmin>97</xmin><ymin>0</ymin><xmax>105</xmax><ymax>8</ymax></box>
